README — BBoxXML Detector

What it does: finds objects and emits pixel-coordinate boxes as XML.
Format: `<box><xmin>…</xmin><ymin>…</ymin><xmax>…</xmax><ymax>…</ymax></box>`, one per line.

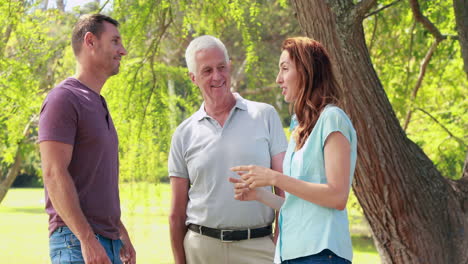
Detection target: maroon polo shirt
<box><xmin>38</xmin><ymin>77</ymin><xmax>121</xmax><ymax>240</ymax></box>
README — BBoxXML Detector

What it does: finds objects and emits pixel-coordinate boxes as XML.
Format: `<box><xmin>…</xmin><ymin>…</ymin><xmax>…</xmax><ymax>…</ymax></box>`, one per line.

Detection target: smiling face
<box><xmin>190</xmin><ymin>47</ymin><xmax>231</xmax><ymax>102</ymax></box>
<box><xmin>93</xmin><ymin>21</ymin><xmax>127</xmax><ymax>77</ymax></box>
<box><xmin>276</xmin><ymin>50</ymin><xmax>300</xmax><ymax>103</ymax></box>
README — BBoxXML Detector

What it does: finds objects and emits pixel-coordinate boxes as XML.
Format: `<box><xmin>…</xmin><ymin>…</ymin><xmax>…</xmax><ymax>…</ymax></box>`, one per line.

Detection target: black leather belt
<box><xmin>188</xmin><ymin>224</ymin><xmax>272</xmax><ymax>242</ymax></box>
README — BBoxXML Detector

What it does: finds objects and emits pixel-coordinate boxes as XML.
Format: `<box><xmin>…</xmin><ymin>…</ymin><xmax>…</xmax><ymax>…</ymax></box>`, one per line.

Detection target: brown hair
<box><xmin>281</xmin><ymin>37</ymin><xmax>341</xmax><ymax>150</ymax></box>
<box><xmin>71</xmin><ymin>14</ymin><xmax>119</xmax><ymax>56</ymax></box>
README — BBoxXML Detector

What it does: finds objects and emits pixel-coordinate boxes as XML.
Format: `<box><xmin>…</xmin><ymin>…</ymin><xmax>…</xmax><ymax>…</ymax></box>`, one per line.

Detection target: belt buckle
<box><xmin>220</xmin><ymin>229</ymin><xmax>234</xmax><ymax>242</ymax></box>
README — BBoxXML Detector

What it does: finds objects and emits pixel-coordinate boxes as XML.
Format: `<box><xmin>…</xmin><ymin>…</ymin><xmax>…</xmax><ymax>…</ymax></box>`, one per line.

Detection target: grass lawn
<box><xmin>0</xmin><ymin>184</ymin><xmax>380</xmax><ymax>263</ymax></box>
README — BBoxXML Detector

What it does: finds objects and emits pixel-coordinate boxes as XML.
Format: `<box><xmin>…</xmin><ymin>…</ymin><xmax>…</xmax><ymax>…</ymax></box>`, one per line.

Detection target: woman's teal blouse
<box><xmin>274</xmin><ymin>105</ymin><xmax>357</xmax><ymax>263</ymax></box>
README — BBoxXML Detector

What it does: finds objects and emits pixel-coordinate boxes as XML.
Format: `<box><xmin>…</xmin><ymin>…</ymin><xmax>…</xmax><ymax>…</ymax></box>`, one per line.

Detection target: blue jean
<box><xmin>49</xmin><ymin>226</ymin><xmax>123</xmax><ymax>264</ymax></box>
<box><xmin>282</xmin><ymin>249</ymin><xmax>351</xmax><ymax>264</ymax></box>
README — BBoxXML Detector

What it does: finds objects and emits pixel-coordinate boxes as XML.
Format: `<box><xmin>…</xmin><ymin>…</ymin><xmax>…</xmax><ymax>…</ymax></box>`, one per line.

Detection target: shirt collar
<box><xmin>194</xmin><ymin>92</ymin><xmax>247</xmax><ymax>121</ymax></box>
<box><xmin>289</xmin><ymin>114</ymin><xmax>298</xmax><ymax>131</ymax></box>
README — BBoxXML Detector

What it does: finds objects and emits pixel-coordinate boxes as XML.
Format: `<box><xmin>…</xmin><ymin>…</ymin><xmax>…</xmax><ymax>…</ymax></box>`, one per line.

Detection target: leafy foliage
<box><xmin>0</xmin><ymin>0</ymin><xmax>465</xmax><ymax>189</ymax></box>
<box><xmin>0</xmin><ymin>4</ymin><xmax>73</xmax><ymax>182</ymax></box>
<box><xmin>364</xmin><ymin>0</ymin><xmax>467</xmax><ymax>179</ymax></box>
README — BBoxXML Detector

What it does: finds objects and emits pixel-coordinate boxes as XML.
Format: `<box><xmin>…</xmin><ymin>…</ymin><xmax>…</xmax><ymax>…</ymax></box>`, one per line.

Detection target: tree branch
<box><xmin>447</xmin><ymin>153</ymin><xmax>468</xmax><ymax>212</ymax></box>
<box><xmin>56</xmin><ymin>0</ymin><xmax>64</xmax><ymax>12</ymax></box>
<box><xmin>365</xmin><ymin>0</ymin><xmax>402</xmax><ymax>18</ymax></box>
<box><xmin>403</xmin><ymin>39</ymin><xmax>440</xmax><ymax>130</ymax></box>
<box><xmin>0</xmin><ymin>114</ymin><xmax>38</xmax><ymax>203</ymax></box>
<box><xmin>463</xmin><ymin>151</ymin><xmax>468</xmax><ymax>179</ymax></box>
<box><xmin>414</xmin><ymin>107</ymin><xmax>467</xmax><ymax>148</ymax></box>
<box><xmin>98</xmin><ymin>0</ymin><xmax>110</xmax><ymax>13</ymax></box>
<box><xmin>409</xmin><ymin>0</ymin><xmax>446</xmax><ymax>41</ymax></box>
<box><xmin>404</xmin><ymin>21</ymin><xmax>417</xmax><ymax>94</ymax></box>
<box><xmin>231</xmin><ymin>59</ymin><xmax>247</xmax><ymax>92</ymax></box>
<box><xmin>453</xmin><ymin>0</ymin><xmax>468</xmax><ymax>79</ymax></box>
<box><xmin>368</xmin><ymin>12</ymin><xmax>378</xmax><ymax>53</ymax></box>
<box><xmin>354</xmin><ymin>0</ymin><xmax>377</xmax><ymax>19</ymax></box>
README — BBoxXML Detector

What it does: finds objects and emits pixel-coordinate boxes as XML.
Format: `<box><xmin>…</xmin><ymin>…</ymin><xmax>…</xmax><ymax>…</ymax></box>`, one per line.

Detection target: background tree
<box><xmin>290</xmin><ymin>0</ymin><xmax>467</xmax><ymax>262</ymax></box>
<box><xmin>0</xmin><ymin>1</ymin><xmax>74</xmax><ymax>201</ymax></box>
<box><xmin>453</xmin><ymin>0</ymin><xmax>468</xmax><ymax>78</ymax></box>
<box><xmin>0</xmin><ymin>2</ymin><xmax>466</xmax><ymax>263</ymax></box>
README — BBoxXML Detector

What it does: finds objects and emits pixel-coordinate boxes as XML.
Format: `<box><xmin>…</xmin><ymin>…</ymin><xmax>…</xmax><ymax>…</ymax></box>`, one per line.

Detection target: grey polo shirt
<box><xmin>168</xmin><ymin>93</ymin><xmax>288</xmax><ymax>229</ymax></box>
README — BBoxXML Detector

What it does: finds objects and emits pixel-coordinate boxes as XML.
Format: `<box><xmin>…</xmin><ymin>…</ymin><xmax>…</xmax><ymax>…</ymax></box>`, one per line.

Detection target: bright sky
<box><xmin>66</xmin><ymin>0</ymin><xmax>95</xmax><ymax>10</ymax></box>
<box><xmin>47</xmin><ymin>0</ymin><xmax>108</xmax><ymax>11</ymax></box>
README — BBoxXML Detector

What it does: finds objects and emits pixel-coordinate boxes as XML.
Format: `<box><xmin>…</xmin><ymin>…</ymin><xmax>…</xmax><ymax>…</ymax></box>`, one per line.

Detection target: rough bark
<box><xmin>453</xmin><ymin>0</ymin><xmax>468</xmax><ymax>78</ymax></box>
<box><xmin>290</xmin><ymin>0</ymin><xmax>468</xmax><ymax>263</ymax></box>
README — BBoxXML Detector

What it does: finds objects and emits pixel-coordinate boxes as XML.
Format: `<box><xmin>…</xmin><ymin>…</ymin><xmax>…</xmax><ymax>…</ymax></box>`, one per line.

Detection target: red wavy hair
<box><xmin>281</xmin><ymin>37</ymin><xmax>341</xmax><ymax>150</ymax></box>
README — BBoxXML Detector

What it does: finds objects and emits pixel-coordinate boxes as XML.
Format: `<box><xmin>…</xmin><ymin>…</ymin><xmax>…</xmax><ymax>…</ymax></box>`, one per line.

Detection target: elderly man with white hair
<box><xmin>168</xmin><ymin>35</ymin><xmax>288</xmax><ymax>264</ymax></box>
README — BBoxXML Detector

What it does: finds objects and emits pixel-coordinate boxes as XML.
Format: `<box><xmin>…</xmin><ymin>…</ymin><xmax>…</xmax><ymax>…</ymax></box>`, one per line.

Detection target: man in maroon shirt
<box><xmin>39</xmin><ymin>14</ymin><xmax>135</xmax><ymax>264</ymax></box>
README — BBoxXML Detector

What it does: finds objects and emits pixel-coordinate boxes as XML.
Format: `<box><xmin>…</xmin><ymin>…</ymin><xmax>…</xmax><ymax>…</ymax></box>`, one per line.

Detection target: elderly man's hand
<box><xmin>228</xmin><ymin>177</ymin><xmax>259</xmax><ymax>201</ymax></box>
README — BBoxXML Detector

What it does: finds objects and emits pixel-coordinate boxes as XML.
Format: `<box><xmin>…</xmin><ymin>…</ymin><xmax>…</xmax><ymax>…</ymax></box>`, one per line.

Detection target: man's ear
<box><xmin>84</xmin><ymin>32</ymin><xmax>95</xmax><ymax>49</ymax></box>
<box><xmin>189</xmin><ymin>72</ymin><xmax>196</xmax><ymax>84</ymax></box>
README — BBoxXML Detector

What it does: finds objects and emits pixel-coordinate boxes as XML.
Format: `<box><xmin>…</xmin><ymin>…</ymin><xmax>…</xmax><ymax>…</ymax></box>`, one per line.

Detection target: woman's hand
<box><xmin>228</xmin><ymin>177</ymin><xmax>258</xmax><ymax>201</ymax></box>
<box><xmin>230</xmin><ymin>165</ymin><xmax>278</xmax><ymax>188</ymax></box>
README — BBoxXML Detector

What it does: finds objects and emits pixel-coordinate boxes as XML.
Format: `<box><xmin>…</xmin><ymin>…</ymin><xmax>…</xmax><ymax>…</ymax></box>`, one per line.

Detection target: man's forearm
<box><xmin>44</xmin><ymin>168</ymin><xmax>94</xmax><ymax>241</ymax></box>
<box><xmin>169</xmin><ymin>218</ymin><xmax>187</xmax><ymax>264</ymax></box>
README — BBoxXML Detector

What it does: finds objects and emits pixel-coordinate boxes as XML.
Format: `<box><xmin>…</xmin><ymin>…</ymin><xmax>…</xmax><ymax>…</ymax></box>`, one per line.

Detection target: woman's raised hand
<box><xmin>230</xmin><ymin>165</ymin><xmax>277</xmax><ymax>188</ymax></box>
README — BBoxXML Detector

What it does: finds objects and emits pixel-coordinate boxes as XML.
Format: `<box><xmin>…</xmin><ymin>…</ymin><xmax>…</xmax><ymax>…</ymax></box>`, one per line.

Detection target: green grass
<box><xmin>0</xmin><ymin>184</ymin><xmax>380</xmax><ymax>263</ymax></box>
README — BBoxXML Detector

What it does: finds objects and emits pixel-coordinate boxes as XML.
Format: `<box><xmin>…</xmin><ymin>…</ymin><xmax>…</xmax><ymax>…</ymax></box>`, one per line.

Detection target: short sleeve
<box><xmin>38</xmin><ymin>88</ymin><xmax>78</xmax><ymax>145</ymax></box>
<box><xmin>320</xmin><ymin>107</ymin><xmax>354</xmax><ymax>148</ymax></box>
<box><xmin>266</xmin><ymin>106</ymin><xmax>288</xmax><ymax>156</ymax></box>
<box><xmin>168</xmin><ymin>128</ymin><xmax>189</xmax><ymax>179</ymax></box>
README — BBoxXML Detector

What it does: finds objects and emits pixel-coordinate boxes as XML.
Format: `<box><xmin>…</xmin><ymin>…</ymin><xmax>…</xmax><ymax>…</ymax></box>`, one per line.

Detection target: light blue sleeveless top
<box><xmin>274</xmin><ymin>105</ymin><xmax>357</xmax><ymax>263</ymax></box>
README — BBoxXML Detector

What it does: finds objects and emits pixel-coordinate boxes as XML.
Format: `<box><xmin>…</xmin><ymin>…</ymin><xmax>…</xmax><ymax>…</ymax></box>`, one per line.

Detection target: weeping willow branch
<box><xmin>414</xmin><ymin>107</ymin><xmax>467</xmax><ymax>148</ymax></box>
<box><xmin>365</xmin><ymin>0</ymin><xmax>402</xmax><ymax>18</ymax></box>
<box><xmin>404</xmin><ymin>21</ymin><xmax>417</xmax><ymax>94</ymax></box>
<box><xmin>98</xmin><ymin>0</ymin><xmax>111</xmax><ymax>13</ymax></box>
<box><xmin>136</xmin><ymin>6</ymin><xmax>174</xmax><ymax>139</ymax></box>
<box><xmin>403</xmin><ymin>39</ymin><xmax>440</xmax><ymax>131</ymax></box>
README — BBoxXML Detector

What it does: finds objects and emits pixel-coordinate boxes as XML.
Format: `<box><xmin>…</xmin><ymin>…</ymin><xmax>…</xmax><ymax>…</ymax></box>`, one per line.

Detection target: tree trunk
<box><xmin>1</xmin><ymin>0</ymin><xmax>24</xmax><ymax>55</ymax></box>
<box><xmin>290</xmin><ymin>0</ymin><xmax>468</xmax><ymax>263</ymax></box>
<box><xmin>453</xmin><ymin>0</ymin><xmax>468</xmax><ymax>78</ymax></box>
<box><xmin>0</xmin><ymin>116</ymin><xmax>37</xmax><ymax>203</ymax></box>
<box><xmin>56</xmin><ymin>0</ymin><xmax>65</xmax><ymax>12</ymax></box>
<box><xmin>42</xmin><ymin>0</ymin><xmax>49</xmax><ymax>11</ymax></box>
<box><xmin>0</xmin><ymin>145</ymin><xmax>23</xmax><ymax>203</ymax></box>
<box><xmin>167</xmin><ymin>79</ymin><xmax>177</xmax><ymax>131</ymax></box>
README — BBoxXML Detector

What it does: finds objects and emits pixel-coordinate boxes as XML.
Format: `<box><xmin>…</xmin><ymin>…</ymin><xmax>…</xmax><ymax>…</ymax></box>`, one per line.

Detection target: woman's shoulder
<box><xmin>318</xmin><ymin>105</ymin><xmax>355</xmax><ymax>135</ymax></box>
<box><xmin>319</xmin><ymin>105</ymin><xmax>350</xmax><ymax>122</ymax></box>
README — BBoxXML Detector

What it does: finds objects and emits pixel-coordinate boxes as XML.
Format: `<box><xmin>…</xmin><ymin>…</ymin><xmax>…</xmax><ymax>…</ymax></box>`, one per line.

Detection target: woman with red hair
<box><xmin>231</xmin><ymin>37</ymin><xmax>356</xmax><ymax>264</ymax></box>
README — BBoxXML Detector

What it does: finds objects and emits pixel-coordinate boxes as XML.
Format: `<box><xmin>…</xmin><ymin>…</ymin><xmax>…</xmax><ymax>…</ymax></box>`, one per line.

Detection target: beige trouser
<box><xmin>184</xmin><ymin>229</ymin><xmax>275</xmax><ymax>264</ymax></box>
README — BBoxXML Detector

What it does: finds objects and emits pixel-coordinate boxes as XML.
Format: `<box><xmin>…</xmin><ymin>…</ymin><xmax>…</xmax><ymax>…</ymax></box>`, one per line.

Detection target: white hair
<box><xmin>185</xmin><ymin>35</ymin><xmax>230</xmax><ymax>75</ymax></box>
